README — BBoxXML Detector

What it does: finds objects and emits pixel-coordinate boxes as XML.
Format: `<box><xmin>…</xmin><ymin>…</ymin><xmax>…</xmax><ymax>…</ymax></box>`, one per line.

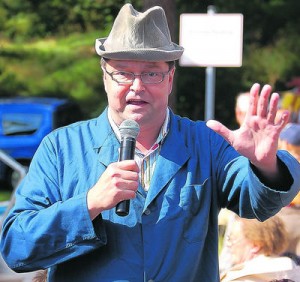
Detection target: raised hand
<box><xmin>206</xmin><ymin>83</ymin><xmax>290</xmax><ymax>177</ymax></box>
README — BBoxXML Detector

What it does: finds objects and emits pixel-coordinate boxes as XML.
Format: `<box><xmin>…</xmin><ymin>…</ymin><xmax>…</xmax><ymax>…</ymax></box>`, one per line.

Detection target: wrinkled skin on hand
<box><xmin>207</xmin><ymin>83</ymin><xmax>290</xmax><ymax>177</ymax></box>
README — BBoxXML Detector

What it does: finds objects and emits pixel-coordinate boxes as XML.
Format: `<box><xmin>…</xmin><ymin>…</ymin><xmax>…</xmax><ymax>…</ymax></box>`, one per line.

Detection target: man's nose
<box><xmin>130</xmin><ymin>75</ymin><xmax>145</xmax><ymax>90</ymax></box>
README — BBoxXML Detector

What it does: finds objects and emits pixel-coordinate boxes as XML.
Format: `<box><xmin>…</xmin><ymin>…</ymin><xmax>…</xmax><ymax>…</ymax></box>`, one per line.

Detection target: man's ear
<box><xmin>101</xmin><ymin>66</ymin><xmax>108</xmax><ymax>92</ymax></box>
<box><xmin>250</xmin><ymin>245</ymin><xmax>261</xmax><ymax>255</ymax></box>
<box><xmin>168</xmin><ymin>68</ymin><xmax>175</xmax><ymax>95</ymax></box>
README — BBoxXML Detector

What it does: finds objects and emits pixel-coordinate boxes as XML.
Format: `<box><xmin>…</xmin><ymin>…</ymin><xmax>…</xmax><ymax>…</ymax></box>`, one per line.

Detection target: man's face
<box><xmin>102</xmin><ymin>59</ymin><xmax>175</xmax><ymax>127</ymax></box>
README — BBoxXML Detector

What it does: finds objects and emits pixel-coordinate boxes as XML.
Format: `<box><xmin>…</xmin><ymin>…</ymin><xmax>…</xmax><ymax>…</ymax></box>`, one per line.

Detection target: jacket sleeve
<box><xmin>214</xmin><ymin>127</ymin><xmax>300</xmax><ymax>221</ymax></box>
<box><xmin>0</xmin><ymin>136</ymin><xmax>107</xmax><ymax>272</ymax></box>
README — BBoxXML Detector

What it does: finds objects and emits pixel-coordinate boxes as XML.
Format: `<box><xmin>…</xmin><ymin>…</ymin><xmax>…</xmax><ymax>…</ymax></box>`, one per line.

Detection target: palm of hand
<box><xmin>207</xmin><ymin>83</ymin><xmax>289</xmax><ymax>171</ymax></box>
<box><xmin>232</xmin><ymin>117</ymin><xmax>280</xmax><ymax>166</ymax></box>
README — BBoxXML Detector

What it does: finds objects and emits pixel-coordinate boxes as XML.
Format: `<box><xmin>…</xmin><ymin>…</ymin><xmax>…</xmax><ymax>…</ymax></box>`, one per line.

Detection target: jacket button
<box><xmin>144</xmin><ymin>209</ymin><xmax>151</xmax><ymax>215</ymax></box>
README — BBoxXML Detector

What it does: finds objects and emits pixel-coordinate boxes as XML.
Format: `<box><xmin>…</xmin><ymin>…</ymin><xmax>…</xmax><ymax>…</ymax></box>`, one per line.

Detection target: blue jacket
<box><xmin>1</xmin><ymin>109</ymin><xmax>300</xmax><ymax>282</ymax></box>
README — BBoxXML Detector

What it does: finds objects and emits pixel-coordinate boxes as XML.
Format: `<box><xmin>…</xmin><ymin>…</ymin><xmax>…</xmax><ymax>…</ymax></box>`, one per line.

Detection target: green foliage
<box><xmin>0</xmin><ymin>0</ymin><xmax>299</xmax><ymax>126</ymax></box>
<box><xmin>0</xmin><ymin>0</ymin><xmax>143</xmax><ymax>40</ymax></box>
<box><xmin>0</xmin><ymin>31</ymin><xmax>107</xmax><ymax>118</ymax></box>
<box><xmin>243</xmin><ymin>45</ymin><xmax>294</xmax><ymax>88</ymax></box>
<box><xmin>0</xmin><ymin>64</ymin><xmax>25</xmax><ymax>97</ymax></box>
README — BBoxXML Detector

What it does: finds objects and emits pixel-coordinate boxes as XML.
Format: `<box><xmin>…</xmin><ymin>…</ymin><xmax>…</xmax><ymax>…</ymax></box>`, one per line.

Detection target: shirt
<box><xmin>1</xmin><ymin>108</ymin><xmax>300</xmax><ymax>282</ymax></box>
<box><xmin>108</xmin><ymin>108</ymin><xmax>170</xmax><ymax>191</ymax></box>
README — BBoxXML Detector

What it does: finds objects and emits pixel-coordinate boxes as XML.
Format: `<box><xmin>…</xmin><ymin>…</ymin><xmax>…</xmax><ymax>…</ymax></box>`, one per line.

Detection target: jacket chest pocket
<box><xmin>180</xmin><ymin>178</ymin><xmax>211</xmax><ymax>243</ymax></box>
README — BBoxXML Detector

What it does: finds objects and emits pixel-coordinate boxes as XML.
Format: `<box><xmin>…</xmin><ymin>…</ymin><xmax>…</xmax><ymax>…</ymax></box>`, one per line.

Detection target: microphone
<box><xmin>115</xmin><ymin>119</ymin><xmax>140</xmax><ymax>216</ymax></box>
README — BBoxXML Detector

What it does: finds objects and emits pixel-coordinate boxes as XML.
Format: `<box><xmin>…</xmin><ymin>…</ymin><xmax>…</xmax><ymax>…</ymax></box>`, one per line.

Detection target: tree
<box><xmin>0</xmin><ymin>1</ymin><xmax>299</xmax><ymax>126</ymax></box>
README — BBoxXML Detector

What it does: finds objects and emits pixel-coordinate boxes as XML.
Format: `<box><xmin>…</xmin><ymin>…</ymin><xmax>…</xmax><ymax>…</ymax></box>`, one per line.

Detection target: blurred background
<box><xmin>0</xmin><ymin>0</ymin><xmax>299</xmax><ymax>127</ymax></box>
<box><xmin>0</xmin><ymin>1</ymin><xmax>299</xmax><ymax>279</ymax></box>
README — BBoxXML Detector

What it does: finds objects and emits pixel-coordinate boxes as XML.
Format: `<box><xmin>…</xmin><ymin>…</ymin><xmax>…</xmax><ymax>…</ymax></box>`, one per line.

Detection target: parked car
<box><xmin>0</xmin><ymin>97</ymin><xmax>83</xmax><ymax>189</ymax></box>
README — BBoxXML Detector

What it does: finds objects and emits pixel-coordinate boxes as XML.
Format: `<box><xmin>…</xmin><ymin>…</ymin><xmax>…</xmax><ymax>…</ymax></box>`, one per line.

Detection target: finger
<box><xmin>276</xmin><ymin>110</ymin><xmax>290</xmax><ymax>129</ymax></box>
<box><xmin>116</xmin><ymin>160</ymin><xmax>139</xmax><ymax>172</ymax></box>
<box><xmin>246</xmin><ymin>83</ymin><xmax>260</xmax><ymax>118</ymax></box>
<box><xmin>106</xmin><ymin>163</ymin><xmax>139</xmax><ymax>187</ymax></box>
<box><xmin>124</xmin><ymin>171</ymin><xmax>139</xmax><ymax>181</ymax></box>
<box><xmin>257</xmin><ymin>84</ymin><xmax>272</xmax><ymax>118</ymax></box>
<box><xmin>117</xmin><ymin>180</ymin><xmax>138</xmax><ymax>201</ymax></box>
<box><xmin>267</xmin><ymin>92</ymin><xmax>280</xmax><ymax>123</ymax></box>
<box><xmin>206</xmin><ymin>120</ymin><xmax>233</xmax><ymax>145</ymax></box>
<box><xmin>112</xmin><ymin>170</ymin><xmax>139</xmax><ymax>187</ymax></box>
<box><xmin>117</xmin><ymin>189</ymin><xmax>137</xmax><ymax>203</ymax></box>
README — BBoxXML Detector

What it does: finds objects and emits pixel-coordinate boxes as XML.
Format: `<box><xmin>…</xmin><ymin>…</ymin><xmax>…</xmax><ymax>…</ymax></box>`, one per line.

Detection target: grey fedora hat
<box><xmin>95</xmin><ymin>4</ymin><xmax>184</xmax><ymax>62</ymax></box>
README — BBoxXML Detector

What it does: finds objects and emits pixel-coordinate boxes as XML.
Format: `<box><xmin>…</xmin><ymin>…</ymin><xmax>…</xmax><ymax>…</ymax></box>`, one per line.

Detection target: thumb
<box><xmin>206</xmin><ymin>120</ymin><xmax>232</xmax><ymax>145</ymax></box>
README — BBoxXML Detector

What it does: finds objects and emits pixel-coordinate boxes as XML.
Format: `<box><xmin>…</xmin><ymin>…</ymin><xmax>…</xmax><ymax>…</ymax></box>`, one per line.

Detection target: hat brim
<box><xmin>95</xmin><ymin>38</ymin><xmax>184</xmax><ymax>62</ymax></box>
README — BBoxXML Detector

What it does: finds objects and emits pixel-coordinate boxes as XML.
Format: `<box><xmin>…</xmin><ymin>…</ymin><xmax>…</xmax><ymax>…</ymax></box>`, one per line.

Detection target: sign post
<box><xmin>205</xmin><ymin>6</ymin><xmax>217</xmax><ymax>121</ymax></box>
<box><xmin>179</xmin><ymin>7</ymin><xmax>243</xmax><ymax>120</ymax></box>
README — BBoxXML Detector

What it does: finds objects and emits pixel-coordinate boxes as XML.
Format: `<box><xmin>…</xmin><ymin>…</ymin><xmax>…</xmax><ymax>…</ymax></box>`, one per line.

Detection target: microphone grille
<box><xmin>119</xmin><ymin>119</ymin><xmax>140</xmax><ymax>139</ymax></box>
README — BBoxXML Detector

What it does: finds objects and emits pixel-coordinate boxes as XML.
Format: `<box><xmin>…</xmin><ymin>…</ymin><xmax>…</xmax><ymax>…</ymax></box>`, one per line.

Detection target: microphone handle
<box><xmin>115</xmin><ymin>137</ymin><xmax>136</xmax><ymax>216</ymax></box>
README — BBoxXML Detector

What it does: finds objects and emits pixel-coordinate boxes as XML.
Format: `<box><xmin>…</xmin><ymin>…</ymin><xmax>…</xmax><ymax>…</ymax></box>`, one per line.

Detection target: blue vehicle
<box><xmin>0</xmin><ymin>97</ymin><xmax>83</xmax><ymax>189</ymax></box>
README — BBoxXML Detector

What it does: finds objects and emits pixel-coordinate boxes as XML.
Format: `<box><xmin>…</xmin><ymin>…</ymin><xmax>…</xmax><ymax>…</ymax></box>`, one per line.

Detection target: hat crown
<box><xmin>104</xmin><ymin>4</ymin><xmax>172</xmax><ymax>51</ymax></box>
<box><xmin>95</xmin><ymin>4</ymin><xmax>184</xmax><ymax>61</ymax></box>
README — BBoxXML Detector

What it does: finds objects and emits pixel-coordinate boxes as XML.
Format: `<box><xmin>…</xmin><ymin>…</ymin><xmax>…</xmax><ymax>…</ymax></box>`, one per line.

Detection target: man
<box><xmin>1</xmin><ymin>4</ymin><xmax>300</xmax><ymax>282</ymax></box>
<box><xmin>234</xmin><ymin>92</ymin><xmax>250</xmax><ymax>127</ymax></box>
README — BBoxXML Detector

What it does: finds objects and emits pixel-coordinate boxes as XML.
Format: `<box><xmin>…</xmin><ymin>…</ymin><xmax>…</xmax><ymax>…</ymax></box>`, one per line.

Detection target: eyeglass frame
<box><xmin>101</xmin><ymin>58</ymin><xmax>175</xmax><ymax>85</ymax></box>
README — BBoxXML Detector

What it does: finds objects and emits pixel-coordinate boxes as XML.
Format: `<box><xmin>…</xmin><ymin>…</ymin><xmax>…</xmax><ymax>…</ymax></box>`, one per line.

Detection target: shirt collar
<box><xmin>108</xmin><ymin>108</ymin><xmax>121</xmax><ymax>141</ymax></box>
<box><xmin>108</xmin><ymin>108</ymin><xmax>170</xmax><ymax>144</ymax></box>
<box><xmin>156</xmin><ymin>109</ymin><xmax>169</xmax><ymax>145</ymax></box>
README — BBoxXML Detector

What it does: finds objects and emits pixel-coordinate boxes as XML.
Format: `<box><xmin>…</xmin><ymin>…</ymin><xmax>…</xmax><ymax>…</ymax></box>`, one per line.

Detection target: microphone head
<box><xmin>119</xmin><ymin>119</ymin><xmax>140</xmax><ymax>139</ymax></box>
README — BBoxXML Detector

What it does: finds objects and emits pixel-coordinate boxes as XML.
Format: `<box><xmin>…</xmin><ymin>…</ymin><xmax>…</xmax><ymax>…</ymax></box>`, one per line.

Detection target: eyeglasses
<box><xmin>103</xmin><ymin>66</ymin><xmax>171</xmax><ymax>85</ymax></box>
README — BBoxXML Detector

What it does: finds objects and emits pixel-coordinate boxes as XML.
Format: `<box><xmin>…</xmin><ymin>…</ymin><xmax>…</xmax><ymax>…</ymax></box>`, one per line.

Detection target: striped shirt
<box><xmin>108</xmin><ymin>109</ymin><xmax>169</xmax><ymax>191</ymax></box>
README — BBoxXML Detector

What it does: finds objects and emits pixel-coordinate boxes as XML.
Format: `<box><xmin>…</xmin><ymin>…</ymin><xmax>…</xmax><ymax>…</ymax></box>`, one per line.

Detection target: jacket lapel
<box><xmin>144</xmin><ymin>115</ymin><xmax>190</xmax><ymax>210</ymax></box>
<box><xmin>91</xmin><ymin>109</ymin><xmax>120</xmax><ymax>167</ymax></box>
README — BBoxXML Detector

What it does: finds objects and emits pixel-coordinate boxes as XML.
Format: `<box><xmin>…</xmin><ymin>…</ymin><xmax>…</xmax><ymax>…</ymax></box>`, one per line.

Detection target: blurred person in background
<box><xmin>277</xmin><ymin>123</ymin><xmax>300</xmax><ymax>259</ymax></box>
<box><xmin>281</xmin><ymin>77</ymin><xmax>300</xmax><ymax>123</ymax></box>
<box><xmin>279</xmin><ymin>123</ymin><xmax>300</xmax><ymax>162</ymax></box>
<box><xmin>220</xmin><ymin>215</ymin><xmax>300</xmax><ymax>282</ymax></box>
<box><xmin>235</xmin><ymin>92</ymin><xmax>250</xmax><ymax>127</ymax></box>
<box><xmin>220</xmin><ymin>93</ymin><xmax>300</xmax><ymax>273</ymax></box>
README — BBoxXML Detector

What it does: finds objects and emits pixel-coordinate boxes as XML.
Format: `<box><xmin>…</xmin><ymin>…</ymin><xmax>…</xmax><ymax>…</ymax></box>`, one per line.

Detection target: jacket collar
<box><xmin>92</xmin><ymin>108</ymin><xmax>120</xmax><ymax>166</ymax></box>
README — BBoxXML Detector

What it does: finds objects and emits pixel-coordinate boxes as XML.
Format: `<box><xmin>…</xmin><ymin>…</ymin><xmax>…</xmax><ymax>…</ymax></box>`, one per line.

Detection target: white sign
<box><xmin>179</xmin><ymin>13</ymin><xmax>243</xmax><ymax>67</ymax></box>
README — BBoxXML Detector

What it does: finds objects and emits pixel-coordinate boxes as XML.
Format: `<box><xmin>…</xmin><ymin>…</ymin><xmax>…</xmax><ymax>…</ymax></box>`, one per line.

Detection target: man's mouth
<box><xmin>127</xmin><ymin>100</ymin><xmax>146</xmax><ymax>105</ymax></box>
